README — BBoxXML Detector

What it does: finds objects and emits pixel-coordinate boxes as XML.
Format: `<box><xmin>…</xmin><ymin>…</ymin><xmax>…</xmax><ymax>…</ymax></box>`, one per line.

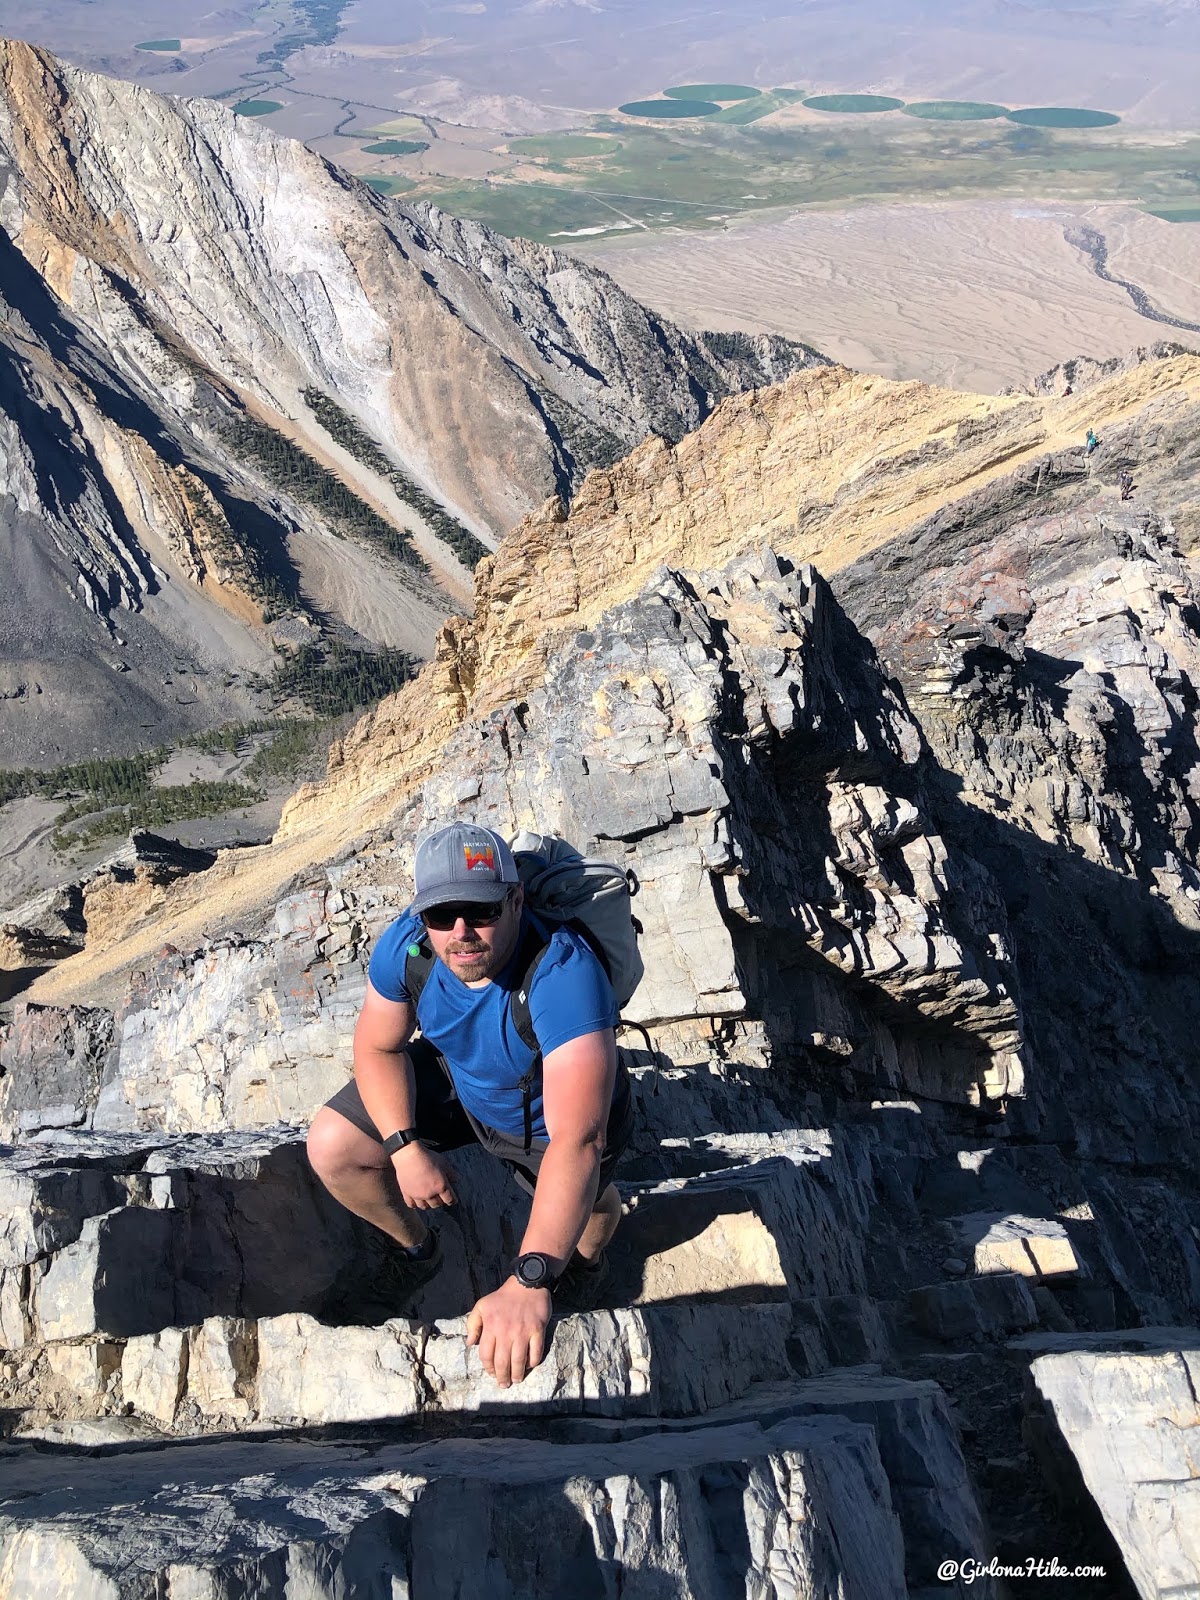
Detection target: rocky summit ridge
<box><xmin>2</xmin><ymin>333</ymin><xmax>1200</xmax><ymax>1593</ymax></box>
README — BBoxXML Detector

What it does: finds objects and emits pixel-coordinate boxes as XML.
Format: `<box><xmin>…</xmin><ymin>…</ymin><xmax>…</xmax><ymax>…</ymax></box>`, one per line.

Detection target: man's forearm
<box><xmin>354</xmin><ymin>1047</ymin><xmax>418</xmax><ymax>1138</ymax></box>
<box><xmin>518</xmin><ymin>1139</ymin><xmax>603</xmax><ymax>1270</ymax></box>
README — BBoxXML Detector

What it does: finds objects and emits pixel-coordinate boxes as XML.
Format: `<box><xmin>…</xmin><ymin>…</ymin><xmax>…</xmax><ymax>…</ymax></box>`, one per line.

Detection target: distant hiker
<box><xmin>1119</xmin><ymin>468</ymin><xmax>1135</xmax><ymax>501</ymax></box>
<box><xmin>1063</xmin><ymin>382</ymin><xmax>1073</xmax><ymax>396</ymax></box>
<box><xmin>1086</xmin><ymin>428</ymin><xmax>1100</xmax><ymax>455</ymax></box>
<box><xmin>307</xmin><ymin>822</ymin><xmax>633</xmax><ymax>1388</ymax></box>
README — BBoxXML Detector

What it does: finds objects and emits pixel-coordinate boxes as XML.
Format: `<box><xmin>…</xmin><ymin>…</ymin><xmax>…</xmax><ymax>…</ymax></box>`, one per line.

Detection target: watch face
<box><xmin>517</xmin><ymin>1253</ymin><xmax>550</xmax><ymax>1286</ymax></box>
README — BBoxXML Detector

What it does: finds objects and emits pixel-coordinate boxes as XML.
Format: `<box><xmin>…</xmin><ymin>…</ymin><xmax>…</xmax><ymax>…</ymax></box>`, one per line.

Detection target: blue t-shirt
<box><xmin>367</xmin><ymin>909</ymin><xmax>618</xmax><ymax>1139</ymax></box>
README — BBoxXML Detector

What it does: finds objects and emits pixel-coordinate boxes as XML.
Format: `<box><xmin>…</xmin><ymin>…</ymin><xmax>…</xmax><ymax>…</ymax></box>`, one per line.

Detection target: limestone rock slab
<box><xmin>121</xmin><ymin>1328</ymin><xmax>189</xmax><ymax>1427</ymax></box>
<box><xmin>254</xmin><ymin>1313</ymin><xmax>424</xmax><ymax>1426</ymax></box>
<box><xmin>565</xmin><ymin>1368</ymin><xmax>997</xmax><ymax>1597</ymax></box>
<box><xmin>1029</xmin><ymin>1335</ymin><xmax>1200</xmax><ymax>1599</ymax></box>
<box><xmin>0</xmin><ymin>1415</ymin><xmax>904</xmax><ymax>1599</ymax></box>
<box><xmin>910</xmin><ymin>1272</ymin><xmax>1039</xmax><ymax>1342</ymax></box>
<box><xmin>0</xmin><ymin>1003</ymin><xmax>112</xmax><ymax>1141</ymax></box>
<box><xmin>33</xmin><ymin>1207</ymin><xmax>176</xmax><ymax>1340</ymax></box>
<box><xmin>0</xmin><ymin>1130</ymin><xmax>390</xmax><ymax>1346</ymax></box>
<box><xmin>122</xmin><ymin>1301</ymin><xmax>793</xmax><ymax>1431</ymax></box>
<box><xmin>953</xmin><ymin>1212</ymin><xmax>1081</xmax><ymax>1280</ymax></box>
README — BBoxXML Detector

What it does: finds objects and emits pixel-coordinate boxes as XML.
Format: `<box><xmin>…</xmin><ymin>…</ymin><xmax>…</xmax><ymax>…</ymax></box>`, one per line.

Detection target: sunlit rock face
<box><xmin>5</xmin><ymin>501</ymin><xmax>1200</xmax><ymax>1588</ymax></box>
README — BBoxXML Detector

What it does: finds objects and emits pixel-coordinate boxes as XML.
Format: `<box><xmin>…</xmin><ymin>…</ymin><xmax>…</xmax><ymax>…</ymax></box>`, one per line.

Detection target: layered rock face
<box><xmin>5</xmin><ymin>37</ymin><xmax>1200</xmax><ymax>1599</ymax></box>
<box><xmin>4</xmin><ymin>1410</ymin><xmax>916</xmax><ymax>1597</ymax></box>
<box><xmin>1022</xmin><ymin>1329</ymin><xmax>1200</xmax><ymax>1599</ymax></box>
<box><xmin>0</xmin><ymin>231</ymin><xmax>289</xmax><ymax>762</ymax></box>
<box><xmin>32</xmin><ymin>348</ymin><xmax>1200</xmax><ymax>1002</ymax></box>
<box><xmin>4</xmin><ymin>345</ymin><xmax>1200</xmax><ymax>1588</ymax></box>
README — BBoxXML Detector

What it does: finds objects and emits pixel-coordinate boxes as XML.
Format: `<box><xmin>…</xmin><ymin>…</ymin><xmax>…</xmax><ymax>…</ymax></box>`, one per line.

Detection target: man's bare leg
<box><xmin>306</xmin><ymin>1107</ymin><xmax>429</xmax><ymax>1250</ymax></box>
<box><xmin>574</xmin><ymin>1181</ymin><xmax>622</xmax><ymax>1263</ymax></box>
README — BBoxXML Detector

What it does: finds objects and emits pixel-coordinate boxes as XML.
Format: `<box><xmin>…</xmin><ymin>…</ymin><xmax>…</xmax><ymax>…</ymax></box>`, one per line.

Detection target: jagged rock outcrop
<box><xmin>0</xmin><ymin>1004</ymin><xmax>112</xmax><ymax>1139</ymax></box>
<box><xmin>0</xmin><ymin>831</ymin><xmax>216</xmax><ymax>1005</ymax></box>
<box><xmin>1016</xmin><ymin>341</ymin><xmax>1197</xmax><ymax>398</ymax></box>
<box><xmin>1021</xmin><ymin>1329</ymin><xmax>1200</xmax><ymax>1599</ymax></box>
<box><xmin>0</xmin><ymin>1111</ymin><xmax>990</xmax><ymax>1593</ymax></box>
<box><xmin>0</xmin><ymin>1416</ymin><xmax>912</xmax><ymax>1598</ymax></box>
<box><xmin>11</xmin><ymin>551</ymin><xmax>1024</xmax><ymax>1131</ymax></box>
<box><xmin>5</xmin><ymin>498</ymin><xmax>1200</xmax><ymax>1587</ymax></box>
<box><xmin>0</xmin><ymin>235</ymin><xmax>289</xmax><ymax>764</ymax></box>
<box><xmin>31</xmin><ymin>348</ymin><xmax>1200</xmax><ymax>1002</ymax></box>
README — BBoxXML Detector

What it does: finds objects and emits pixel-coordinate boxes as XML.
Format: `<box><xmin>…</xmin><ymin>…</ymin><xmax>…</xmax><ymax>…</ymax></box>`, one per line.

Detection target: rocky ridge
<box><xmin>0</xmin><ymin>40</ymin><xmax>819</xmax><ymax>533</ymax></box>
<box><xmin>0</xmin><ymin>229</ymin><xmax>292</xmax><ymax>764</ymax></box>
<box><xmin>1</xmin><ymin>36</ymin><xmax>1197</xmax><ymax>1600</ymax></box>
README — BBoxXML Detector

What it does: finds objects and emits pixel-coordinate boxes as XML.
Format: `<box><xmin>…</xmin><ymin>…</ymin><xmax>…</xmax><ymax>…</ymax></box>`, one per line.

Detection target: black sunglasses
<box><xmin>422</xmin><ymin>894</ymin><xmax>511</xmax><ymax>932</ymax></box>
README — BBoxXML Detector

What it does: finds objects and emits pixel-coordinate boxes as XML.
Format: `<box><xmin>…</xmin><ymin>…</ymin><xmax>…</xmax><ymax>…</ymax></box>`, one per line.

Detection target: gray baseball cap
<box><xmin>410</xmin><ymin>823</ymin><xmax>519</xmax><ymax>915</ymax></box>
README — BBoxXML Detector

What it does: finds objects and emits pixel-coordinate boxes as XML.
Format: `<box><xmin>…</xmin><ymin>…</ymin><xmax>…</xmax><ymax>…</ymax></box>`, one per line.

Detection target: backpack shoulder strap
<box><xmin>509</xmin><ymin>919</ymin><xmax>551</xmax><ymax>1054</ymax></box>
<box><xmin>402</xmin><ymin>933</ymin><xmax>436</xmax><ymax>1009</ymax></box>
<box><xmin>509</xmin><ymin>918</ymin><xmax>557</xmax><ymax>1155</ymax></box>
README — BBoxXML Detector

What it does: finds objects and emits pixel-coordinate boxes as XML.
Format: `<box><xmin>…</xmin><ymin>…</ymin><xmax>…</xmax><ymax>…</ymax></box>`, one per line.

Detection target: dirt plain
<box><xmin>577</xmin><ymin>200</ymin><xmax>1200</xmax><ymax>393</ymax></box>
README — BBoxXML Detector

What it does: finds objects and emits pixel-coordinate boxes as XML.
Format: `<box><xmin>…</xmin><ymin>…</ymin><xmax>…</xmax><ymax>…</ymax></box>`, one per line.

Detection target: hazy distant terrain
<box><xmin>6</xmin><ymin>0</ymin><xmax>1200</xmax><ymax>138</ymax></box>
<box><xmin>1</xmin><ymin>0</ymin><xmax>1197</xmax><ymax>380</ymax></box>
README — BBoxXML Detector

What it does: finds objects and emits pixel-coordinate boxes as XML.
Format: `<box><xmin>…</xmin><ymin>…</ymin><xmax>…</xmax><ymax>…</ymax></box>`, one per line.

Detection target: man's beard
<box><xmin>445</xmin><ymin>938</ymin><xmax>500</xmax><ymax>980</ymax></box>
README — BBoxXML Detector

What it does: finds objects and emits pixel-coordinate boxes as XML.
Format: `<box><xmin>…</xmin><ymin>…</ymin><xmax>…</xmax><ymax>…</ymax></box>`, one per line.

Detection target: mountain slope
<box><xmin>0</xmin><ymin>38</ymin><xmax>822</xmax><ymax>772</ymax></box>
<box><xmin>0</xmin><ymin>40</ymin><xmax>822</xmax><ymax>540</ymax></box>
<box><xmin>0</xmin><ymin>230</ymin><xmax>280</xmax><ymax>764</ymax></box>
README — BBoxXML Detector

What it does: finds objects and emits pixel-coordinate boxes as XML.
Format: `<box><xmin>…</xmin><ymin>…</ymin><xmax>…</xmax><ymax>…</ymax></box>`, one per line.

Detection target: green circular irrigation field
<box><xmin>1007</xmin><ymin>106</ymin><xmax>1121</xmax><ymax>128</ymax></box>
<box><xmin>803</xmin><ymin>94</ymin><xmax>905</xmax><ymax>113</ymax></box>
<box><xmin>618</xmin><ymin>98</ymin><xmax>720</xmax><ymax>118</ymax></box>
<box><xmin>362</xmin><ymin>139</ymin><xmax>429</xmax><ymax>155</ymax></box>
<box><xmin>364</xmin><ymin>175</ymin><xmax>416</xmax><ymax>196</ymax></box>
<box><xmin>663</xmin><ymin>84</ymin><xmax>760</xmax><ymax>101</ymax></box>
<box><xmin>903</xmin><ymin>100</ymin><xmax>1008</xmax><ymax>120</ymax></box>
<box><xmin>234</xmin><ymin>99</ymin><xmax>283</xmax><ymax>117</ymax></box>
<box><xmin>614</xmin><ymin>86</ymin><xmax>1122</xmax><ymax>128</ymax></box>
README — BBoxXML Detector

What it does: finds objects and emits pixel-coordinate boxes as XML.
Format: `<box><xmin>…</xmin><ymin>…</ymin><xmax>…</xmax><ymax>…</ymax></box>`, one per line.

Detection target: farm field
<box><xmin>5</xmin><ymin>0</ymin><xmax>1199</xmax><ymax>400</ymax></box>
<box><xmin>904</xmin><ymin>102</ymin><xmax>1009</xmax><ymax>121</ymax></box>
<box><xmin>415</xmin><ymin>110</ymin><xmax>1200</xmax><ymax>245</ymax></box>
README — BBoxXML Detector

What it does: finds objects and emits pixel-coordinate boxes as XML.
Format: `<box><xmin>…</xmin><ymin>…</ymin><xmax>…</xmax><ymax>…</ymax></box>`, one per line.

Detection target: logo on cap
<box><xmin>464</xmin><ymin>843</ymin><xmax>496</xmax><ymax>873</ymax></box>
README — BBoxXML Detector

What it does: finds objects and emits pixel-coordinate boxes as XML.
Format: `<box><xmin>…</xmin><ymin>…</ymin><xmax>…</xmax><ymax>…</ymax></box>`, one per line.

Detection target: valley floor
<box><xmin>579</xmin><ymin>200</ymin><xmax>1200</xmax><ymax>393</ymax></box>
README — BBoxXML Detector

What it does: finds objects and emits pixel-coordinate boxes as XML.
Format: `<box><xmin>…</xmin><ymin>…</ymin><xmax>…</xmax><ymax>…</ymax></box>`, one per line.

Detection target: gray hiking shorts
<box><xmin>322</xmin><ymin>1036</ymin><xmax>634</xmax><ymax>1197</ymax></box>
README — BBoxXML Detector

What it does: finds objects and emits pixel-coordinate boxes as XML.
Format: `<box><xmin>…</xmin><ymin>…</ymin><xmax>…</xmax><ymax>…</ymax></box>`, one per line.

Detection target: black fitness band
<box><xmin>381</xmin><ymin>1127</ymin><xmax>422</xmax><ymax>1156</ymax></box>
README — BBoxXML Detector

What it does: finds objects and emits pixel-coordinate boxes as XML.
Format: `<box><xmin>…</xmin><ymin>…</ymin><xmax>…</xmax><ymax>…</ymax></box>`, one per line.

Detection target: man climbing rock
<box><xmin>1086</xmin><ymin>427</ymin><xmax>1100</xmax><ymax>455</ymax></box>
<box><xmin>1119</xmin><ymin>468</ymin><xmax>1135</xmax><ymax>501</ymax></box>
<box><xmin>307</xmin><ymin>822</ymin><xmax>634</xmax><ymax>1386</ymax></box>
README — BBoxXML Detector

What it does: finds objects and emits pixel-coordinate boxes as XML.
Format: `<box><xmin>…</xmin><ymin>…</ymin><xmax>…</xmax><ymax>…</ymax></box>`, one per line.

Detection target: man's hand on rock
<box><xmin>466</xmin><ymin>1279</ymin><xmax>551</xmax><ymax>1387</ymax></box>
<box><xmin>392</xmin><ymin>1143</ymin><xmax>457</xmax><ymax>1209</ymax></box>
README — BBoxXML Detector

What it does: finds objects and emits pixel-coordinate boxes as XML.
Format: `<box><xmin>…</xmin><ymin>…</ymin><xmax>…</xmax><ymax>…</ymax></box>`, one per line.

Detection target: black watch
<box><xmin>381</xmin><ymin>1127</ymin><xmax>422</xmax><ymax>1156</ymax></box>
<box><xmin>513</xmin><ymin>1252</ymin><xmax>560</xmax><ymax>1292</ymax></box>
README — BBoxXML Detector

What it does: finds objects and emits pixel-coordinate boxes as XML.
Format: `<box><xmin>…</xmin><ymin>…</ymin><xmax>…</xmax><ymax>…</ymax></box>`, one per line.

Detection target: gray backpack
<box><xmin>508</xmin><ymin>830</ymin><xmax>643</xmax><ymax>1007</ymax></box>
